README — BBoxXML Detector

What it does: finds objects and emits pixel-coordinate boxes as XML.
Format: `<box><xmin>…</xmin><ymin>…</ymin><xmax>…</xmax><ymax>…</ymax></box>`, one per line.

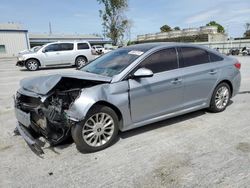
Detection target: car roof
<box><xmin>124</xmin><ymin>42</ymin><xmax>214</xmax><ymax>52</ymax></box>
<box><xmin>46</xmin><ymin>40</ymin><xmax>89</xmax><ymax>45</ymax></box>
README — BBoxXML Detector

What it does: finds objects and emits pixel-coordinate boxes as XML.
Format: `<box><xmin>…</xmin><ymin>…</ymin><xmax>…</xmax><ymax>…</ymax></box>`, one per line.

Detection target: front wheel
<box><xmin>208</xmin><ymin>82</ymin><xmax>231</xmax><ymax>113</ymax></box>
<box><xmin>25</xmin><ymin>59</ymin><xmax>39</xmax><ymax>71</ymax></box>
<box><xmin>71</xmin><ymin>105</ymin><xmax>119</xmax><ymax>153</ymax></box>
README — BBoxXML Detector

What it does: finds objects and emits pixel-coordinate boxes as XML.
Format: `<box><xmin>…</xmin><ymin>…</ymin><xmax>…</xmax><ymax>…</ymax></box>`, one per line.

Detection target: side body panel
<box><xmin>180</xmin><ymin>63</ymin><xmax>220</xmax><ymax>109</ymax></box>
<box><xmin>128</xmin><ymin>69</ymin><xmax>184</xmax><ymax>123</ymax></box>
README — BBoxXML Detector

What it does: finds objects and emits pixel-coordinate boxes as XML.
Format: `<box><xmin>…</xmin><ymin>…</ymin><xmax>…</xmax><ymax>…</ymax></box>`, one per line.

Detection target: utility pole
<box><xmin>49</xmin><ymin>22</ymin><xmax>52</xmax><ymax>35</ymax></box>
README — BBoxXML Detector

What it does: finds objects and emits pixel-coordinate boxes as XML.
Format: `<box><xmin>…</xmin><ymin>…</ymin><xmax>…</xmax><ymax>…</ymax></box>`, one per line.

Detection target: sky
<box><xmin>0</xmin><ymin>0</ymin><xmax>249</xmax><ymax>40</ymax></box>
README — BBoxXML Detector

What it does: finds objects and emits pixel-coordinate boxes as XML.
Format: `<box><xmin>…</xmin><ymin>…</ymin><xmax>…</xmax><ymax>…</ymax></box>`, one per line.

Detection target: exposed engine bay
<box><xmin>15</xmin><ymin>78</ymin><xmax>106</xmax><ymax>145</ymax></box>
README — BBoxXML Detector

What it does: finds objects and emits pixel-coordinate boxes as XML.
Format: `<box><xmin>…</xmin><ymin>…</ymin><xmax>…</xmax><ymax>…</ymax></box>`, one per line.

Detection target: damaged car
<box><xmin>14</xmin><ymin>43</ymin><xmax>241</xmax><ymax>154</ymax></box>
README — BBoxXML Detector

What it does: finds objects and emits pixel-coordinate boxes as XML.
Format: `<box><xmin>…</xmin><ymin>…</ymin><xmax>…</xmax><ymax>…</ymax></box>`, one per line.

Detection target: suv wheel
<box><xmin>25</xmin><ymin>59</ymin><xmax>39</xmax><ymax>71</ymax></box>
<box><xmin>75</xmin><ymin>56</ymin><xmax>87</xmax><ymax>69</ymax></box>
<box><xmin>208</xmin><ymin>82</ymin><xmax>231</xmax><ymax>113</ymax></box>
<box><xmin>71</xmin><ymin>105</ymin><xmax>119</xmax><ymax>153</ymax></box>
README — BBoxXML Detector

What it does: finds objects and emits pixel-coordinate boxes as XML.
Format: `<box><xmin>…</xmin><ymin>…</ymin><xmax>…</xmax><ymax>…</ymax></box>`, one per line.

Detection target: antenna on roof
<box><xmin>49</xmin><ymin>21</ymin><xmax>52</xmax><ymax>35</ymax></box>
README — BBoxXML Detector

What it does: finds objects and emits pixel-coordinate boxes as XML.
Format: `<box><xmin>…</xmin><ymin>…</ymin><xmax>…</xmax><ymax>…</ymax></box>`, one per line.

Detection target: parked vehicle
<box><xmin>242</xmin><ymin>47</ymin><xmax>250</xmax><ymax>56</ymax></box>
<box><xmin>103</xmin><ymin>46</ymin><xmax>115</xmax><ymax>54</ymax></box>
<box><xmin>14</xmin><ymin>43</ymin><xmax>241</xmax><ymax>154</ymax></box>
<box><xmin>92</xmin><ymin>45</ymin><xmax>104</xmax><ymax>55</ymax></box>
<box><xmin>229</xmin><ymin>48</ymin><xmax>240</xmax><ymax>55</ymax></box>
<box><xmin>16</xmin><ymin>41</ymin><xmax>96</xmax><ymax>71</ymax></box>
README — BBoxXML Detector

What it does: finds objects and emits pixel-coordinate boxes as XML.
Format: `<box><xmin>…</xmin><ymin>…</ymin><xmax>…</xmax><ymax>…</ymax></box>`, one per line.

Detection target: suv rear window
<box><xmin>179</xmin><ymin>47</ymin><xmax>209</xmax><ymax>68</ymax></box>
<box><xmin>78</xmin><ymin>43</ymin><xmax>89</xmax><ymax>50</ymax></box>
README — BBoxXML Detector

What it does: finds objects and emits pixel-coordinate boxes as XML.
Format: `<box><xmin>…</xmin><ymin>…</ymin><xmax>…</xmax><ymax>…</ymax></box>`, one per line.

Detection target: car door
<box><xmin>178</xmin><ymin>47</ymin><xmax>219</xmax><ymax>108</ymax></box>
<box><xmin>128</xmin><ymin>48</ymin><xmax>184</xmax><ymax>123</ymax></box>
<box><xmin>41</xmin><ymin>43</ymin><xmax>62</xmax><ymax>66</ymax></box>
<box><xmin>57</xmin><ymin>43</ymin><xmax>74</xmax><ymax>64</ymax></box>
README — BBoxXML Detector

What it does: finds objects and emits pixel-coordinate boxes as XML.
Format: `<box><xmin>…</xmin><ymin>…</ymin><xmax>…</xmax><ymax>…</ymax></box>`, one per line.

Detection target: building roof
<box><xmin>29</xmin><ymin>33</ymin><xmax>103</xmax><ymax>40</ymax></box>
<box><xmin>0</xmin><ymin>23</ymin><xmax>28</xmax><ymax>32</ymax></box>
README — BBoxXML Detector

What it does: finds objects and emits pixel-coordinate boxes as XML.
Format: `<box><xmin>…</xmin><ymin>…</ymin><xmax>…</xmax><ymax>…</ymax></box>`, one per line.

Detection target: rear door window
<box><xmin>208</xmin><ymin>52</ymin><xmax>224</xmax><ymax>62</ymax></box>
<box><xmin>77</xmin><ymin>43</ymin><xmax>90</xmax><ymax>50</ymax></box>
<box><xmin>179</xmin><ymin>47</ymin><xmax>209</xmax><ymax>68</ymax></box>
<box><xmin>59</xmin><ymin>43</ymin><xmax>74</xmax><ymax>51</ymax></box>
<box><xmin>139</xmin><ymin>48</ymin><xmax>178</xmax><ymax>73</ymax></box>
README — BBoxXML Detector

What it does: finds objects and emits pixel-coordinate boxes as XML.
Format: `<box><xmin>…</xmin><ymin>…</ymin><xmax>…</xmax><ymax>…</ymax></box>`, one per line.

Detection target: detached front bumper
<box><xmin>16</xmin><ymin>61</ymin><xmax>25</xmax><ymax>67</ymax></box>
<box><xmin>14</xmin><ymin>96</ymin><xmax>44</xmax><ymax>155</ymax></box>
<box><xmin>16</xmin><ymin>123</ymin><xmax>44</xmax><ymax>155</ymax></box>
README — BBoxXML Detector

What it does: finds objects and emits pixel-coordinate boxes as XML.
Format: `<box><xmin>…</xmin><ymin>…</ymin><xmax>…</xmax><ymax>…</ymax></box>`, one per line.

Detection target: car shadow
<box><xmin>119</xmin><ymin>110</ymin><xmax>207</xmax><ymax>139</ymax></box>
<box><xmin>19</xmin><ymin>66</ymin><xmax>75</xmax><ymax>72</ymax></box>
<box><xmin>238</xmin><ymin>91</ymin><xmax>250</xmax><ymax>94</ymax></box>
<box><xmin>119</xmin><ymin>100</ymin><xmax>234</xmax><ymax>139</ymax></box>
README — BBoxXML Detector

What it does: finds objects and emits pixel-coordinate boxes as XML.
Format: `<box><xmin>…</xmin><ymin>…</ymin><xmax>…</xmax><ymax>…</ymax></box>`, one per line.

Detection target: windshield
<box><xmin>81</xmin><ymin>48</ymin><xmax>144</xmax><ymax>77</ymax></box>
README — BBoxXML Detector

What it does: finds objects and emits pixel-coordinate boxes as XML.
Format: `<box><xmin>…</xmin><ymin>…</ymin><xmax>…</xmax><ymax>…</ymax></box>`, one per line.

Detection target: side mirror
<box><xmin>42</xmin><ymin>48</ymin><xmax>47</xmax><ymax>53</ymax></box>
<box><xmin>133</xmin><ymin>68</ymin><xmax>153</xmax><ymax>78</ymax></box>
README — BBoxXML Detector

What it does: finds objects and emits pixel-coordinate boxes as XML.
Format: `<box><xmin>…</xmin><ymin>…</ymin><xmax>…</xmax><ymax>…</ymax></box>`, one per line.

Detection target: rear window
<box><xmin>179</xmin><ymin>47</ymin><xmax>210</xmax><ymax>68</ymax></box>
<box><xmin>209</xmin><ymin>52</ymin><xmax>224</xmax><ymax>62</ymax></box>
<box><xmin>78</xmin><ymin>43</ymin><xmax>90</xmax><ymax>50</ymax></box>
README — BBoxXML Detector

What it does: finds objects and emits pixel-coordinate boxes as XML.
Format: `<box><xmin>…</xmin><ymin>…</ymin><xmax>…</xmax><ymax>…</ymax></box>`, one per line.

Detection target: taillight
<box><xmin>234</xmin><ymin>61</ymin><xmax>241</xmax><ymax>70</ymax></box>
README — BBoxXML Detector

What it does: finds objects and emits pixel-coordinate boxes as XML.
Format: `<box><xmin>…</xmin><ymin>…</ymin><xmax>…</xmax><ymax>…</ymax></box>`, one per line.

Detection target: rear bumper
<box><xmin>16</xmin><ymin>123</ymin><xmax>44</xmax><ymax>155</ymax></box>
<box><xmin>232</xmin><ymin>71</ymin><xmax>241</xmax><ymax>97</ymax></box>
<box><xmin>16</xmin><ymin>61</ymin><xmax>25</xmax><ymax>67</ymax></box>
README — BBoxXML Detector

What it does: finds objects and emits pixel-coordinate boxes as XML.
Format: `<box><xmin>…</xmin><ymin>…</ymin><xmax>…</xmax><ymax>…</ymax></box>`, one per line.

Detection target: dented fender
<box><xmin>65</xmin><ymin>81</ymin><xmax>131</xmax><ymax>130</ymax></box>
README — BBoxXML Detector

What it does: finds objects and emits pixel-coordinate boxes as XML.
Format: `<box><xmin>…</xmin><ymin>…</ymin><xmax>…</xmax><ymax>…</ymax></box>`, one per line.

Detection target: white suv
<box><xmin>16</xmin><ymin>41</ymin><xmax>97</xmax><ymax>71</ymax></box>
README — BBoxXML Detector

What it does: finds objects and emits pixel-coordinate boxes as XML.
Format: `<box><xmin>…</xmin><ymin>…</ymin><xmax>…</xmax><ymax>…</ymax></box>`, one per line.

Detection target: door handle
<box><xmin>171</xmin><ymin>78</ymin><xmax>182</xmax><ymax>84</ymax></box>
<box><xmin>56</xmin><ymin>52</ymin><xmax>60</xmax><ymax>55</ymax></box>
<box><xmin>209</xmin><ymin>70</ymin><xmax>217</xmax><ymax>75</ymax></box>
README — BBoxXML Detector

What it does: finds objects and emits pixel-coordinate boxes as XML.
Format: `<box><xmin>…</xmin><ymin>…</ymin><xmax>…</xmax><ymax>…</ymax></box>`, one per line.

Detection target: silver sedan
<box><xmin>14</xmin><ymin>43</ymin><xmax>241</xmax><ymax>154</ymax></box>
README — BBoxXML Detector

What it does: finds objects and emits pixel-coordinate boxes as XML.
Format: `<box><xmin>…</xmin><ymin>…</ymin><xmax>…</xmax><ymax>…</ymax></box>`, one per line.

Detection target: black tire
<box><xmin>75</xmin><ymin>56</ymin><xmax>87</xmax><ymax>69</ymax></box>
<box><xmin>25</xmin><ymin>59</ymin><xmax>39</xmax><ymax>71</ymax></box>
<box><xmin>71</xmin><ymin>105</ymin><xmax>119</xmax><ymax>153</ymax></box>
<box><xmin>208</xmin><ymin>82</ymin><xmax>231</xmax><ymax>113</ymax></box>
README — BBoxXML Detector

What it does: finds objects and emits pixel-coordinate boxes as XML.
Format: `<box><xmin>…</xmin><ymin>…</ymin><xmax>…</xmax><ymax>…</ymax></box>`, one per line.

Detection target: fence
<box><xmin>193</xmin><ymin>39</ymin><xmax>250</xmax><ymax>54</ymax></box>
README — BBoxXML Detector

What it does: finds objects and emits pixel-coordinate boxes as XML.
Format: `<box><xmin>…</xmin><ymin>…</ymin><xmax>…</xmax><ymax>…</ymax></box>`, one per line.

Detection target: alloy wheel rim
<box><xmin>27</xmin><ymin>61</ymin><xmax>38</xmax><ymax>70</ymax></box>
<box><xmin>77</xmin><ymin>58</ymin><xmax>86</xmax><ymax>68</ymax></box>
<box><xmin>82</xmin><ymin>112</ymin><xmax>115</xmax><ymax>147</ymax></box>
<box><xmin>215</xmin><ymin>86</ymin><xmax>229</xmax><ymax>109</ymax></box>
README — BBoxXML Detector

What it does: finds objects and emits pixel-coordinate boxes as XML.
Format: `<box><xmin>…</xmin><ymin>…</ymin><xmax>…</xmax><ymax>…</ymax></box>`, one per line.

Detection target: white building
<box><xmin>137</xmin><ymin>26</ymin><xmax>227</xmax><ymax>43</ymax></box>
<box><xmin>0</xmin><ymin>23</ymin><xmax>29</xmax><ymax>58</ymax></box>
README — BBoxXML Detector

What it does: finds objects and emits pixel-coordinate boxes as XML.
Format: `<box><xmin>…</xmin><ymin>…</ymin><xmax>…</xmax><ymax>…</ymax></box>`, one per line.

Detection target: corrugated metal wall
<box><xmin>0</xmin><ymin>31</ymin><xmax>29</xmax><ymax>57</ymax></box>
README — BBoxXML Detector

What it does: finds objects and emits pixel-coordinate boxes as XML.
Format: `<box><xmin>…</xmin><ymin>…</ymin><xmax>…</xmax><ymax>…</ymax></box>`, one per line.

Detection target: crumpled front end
<box><xmin>14</xmin><ymin>73</ymin><xmax>110</xmax><ymax>154</ymax></box>
<box><xmin>14</xmin><ymin>88</ymin><xmax>80</xmax><ymax>148</ymax></box>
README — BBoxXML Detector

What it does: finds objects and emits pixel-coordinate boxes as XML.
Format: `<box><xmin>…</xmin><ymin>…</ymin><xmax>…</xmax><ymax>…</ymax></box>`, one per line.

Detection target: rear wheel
<box><xmin>75</xmin><ymin>56</ymin><xmax>87</xmax><ymax>69</ymax></box>
<box><xmin>25</xmin><ymin>59</ymin><xmax>39</xmax><ymax>71</ymax></box>
<box><xmin>208</xmin><ymin>82</ymin><xmax>231</xmax><ymax>113</ymax></box>
<box><xmin>71</xmin><ymin>105</ymin><xmax>119</xmax><ymax>152</ymax></box>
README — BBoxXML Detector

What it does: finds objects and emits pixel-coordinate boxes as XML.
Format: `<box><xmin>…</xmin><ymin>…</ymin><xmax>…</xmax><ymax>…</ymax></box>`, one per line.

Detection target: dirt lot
<box><xmin>0</xmin><ymin>56</ymin><xmax>250</xmax><ymax>188</ymax></box>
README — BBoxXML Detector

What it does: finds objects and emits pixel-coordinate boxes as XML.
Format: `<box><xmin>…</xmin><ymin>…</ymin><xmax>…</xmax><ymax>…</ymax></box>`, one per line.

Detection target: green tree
<box><xmin>174</xmin><ymin>26</ymin><xmax>180</xmax><ymax>31</ymax></box>
<box><xmin>244</xmin><ymin>30</ymin><xmax>250</xmax><ymax>38</ymax></box>
<box><xmin>244</xmin><ymin>23</ymin><xmax>250</xmax><ymax>38</ymax></box>
<box><xmin>97</xmin><ymin>0</ymin><xmax>129</xmax><ymax>45</ymax></box>
<box><xmin>206</xmin><ymin>21</ymin><xmax>225</xmax><ymax>33</ymax></box>
<box><xmin>160</xmin><ymin>25</ymin><xmax>172</xmax><ymax>32</ymax></box>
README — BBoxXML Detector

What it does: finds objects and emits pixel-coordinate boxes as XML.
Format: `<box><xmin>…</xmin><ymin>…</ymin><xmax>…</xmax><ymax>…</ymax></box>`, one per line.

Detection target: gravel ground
<box><xmin>0</xmin><ymin>56</ymin><xmax>250</xmax><ymax>188</ymax></box>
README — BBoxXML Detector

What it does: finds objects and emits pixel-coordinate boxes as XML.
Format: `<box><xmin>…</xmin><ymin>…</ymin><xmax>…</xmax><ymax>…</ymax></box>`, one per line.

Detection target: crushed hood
<box><xmin>20</xmin><ymin>70</ymin><xmax>111</xmax><ymax>95</ymax></box>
